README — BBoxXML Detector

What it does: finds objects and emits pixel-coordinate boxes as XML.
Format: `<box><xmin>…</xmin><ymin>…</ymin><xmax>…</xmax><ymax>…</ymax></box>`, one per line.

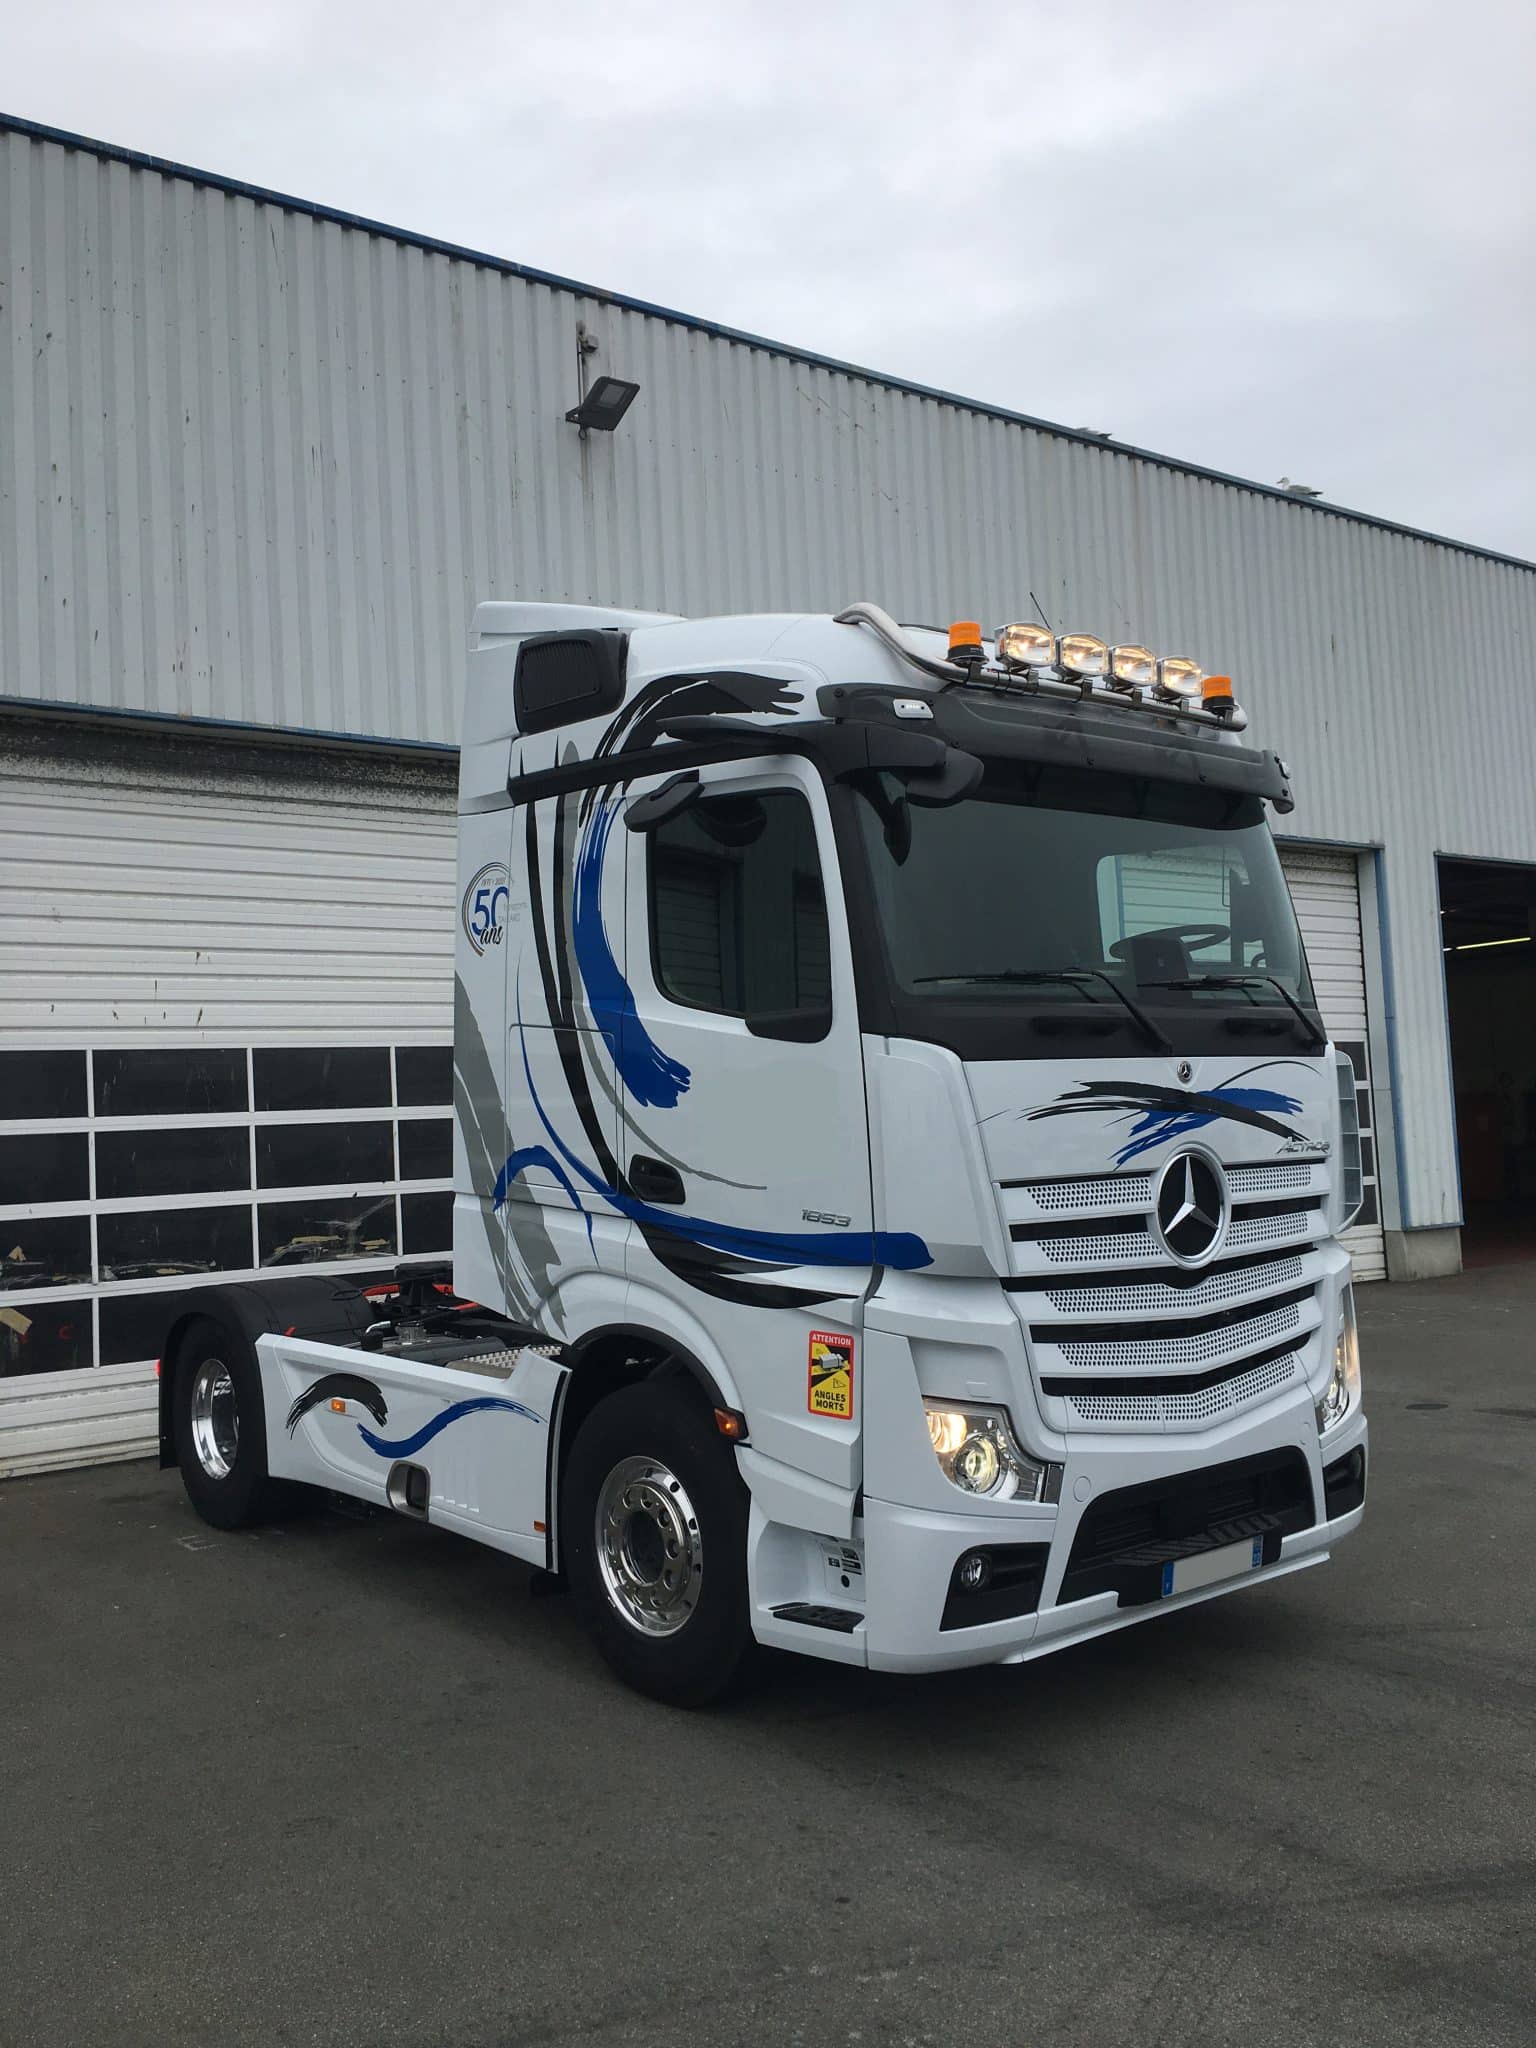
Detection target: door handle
<box><xmin>629</xmin><ymin>1153</ymin><xmax>686</xmax><ymax>1205</ymax></box>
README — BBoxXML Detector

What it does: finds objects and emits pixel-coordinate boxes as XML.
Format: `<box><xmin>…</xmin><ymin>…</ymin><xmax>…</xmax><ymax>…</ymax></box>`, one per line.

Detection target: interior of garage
<box><xmin>1439</xmin><ymin>856</ymin><xmax>1536</xmax><ymax>1265</ymax></box>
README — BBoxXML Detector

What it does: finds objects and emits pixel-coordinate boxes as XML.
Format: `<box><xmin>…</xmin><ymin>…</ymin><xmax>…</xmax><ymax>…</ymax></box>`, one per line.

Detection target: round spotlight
<box><xmin>1058</xmin><ymin>632</ymin><xmax>1109</xmax><ymax>680</ymax></box>
<box><xmin>1155</xmin><ymin>656</ymin><xmax>1203</xmax><ymax>701</ymax></box>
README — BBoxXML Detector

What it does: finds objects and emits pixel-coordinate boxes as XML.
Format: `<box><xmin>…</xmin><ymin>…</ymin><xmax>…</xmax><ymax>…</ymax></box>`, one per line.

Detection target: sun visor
<box><xmin>816</xmin><ymin>683</ymin><xmax>1295</xmax><ymax>812</ymax></box>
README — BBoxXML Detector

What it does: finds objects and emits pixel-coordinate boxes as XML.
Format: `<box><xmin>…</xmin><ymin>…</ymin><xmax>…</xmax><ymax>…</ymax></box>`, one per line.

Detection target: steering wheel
<box><xmin>1109</xmin><ymin>923</ymin><xmax>1230</xmax><ymax>961</ymax></box>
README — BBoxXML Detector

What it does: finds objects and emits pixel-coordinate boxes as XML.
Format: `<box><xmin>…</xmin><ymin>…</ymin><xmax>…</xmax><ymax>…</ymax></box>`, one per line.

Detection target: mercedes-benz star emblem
<box><xmin>1154</xmin><ymin>1152</ymin><xmax>1228</xmax><ymax>1265</ymax></box>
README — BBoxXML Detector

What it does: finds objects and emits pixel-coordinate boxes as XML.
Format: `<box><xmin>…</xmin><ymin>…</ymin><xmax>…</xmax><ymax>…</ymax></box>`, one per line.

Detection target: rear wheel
<box><xmin>564</xmin><ymin>1381</ymin><xmax>753</xmax><ymax>1706</ymax></box>
<box><xmin>174</xmin><ymin>1315</ymin><xmax>288</xmax><ymax>1529</ymax></box>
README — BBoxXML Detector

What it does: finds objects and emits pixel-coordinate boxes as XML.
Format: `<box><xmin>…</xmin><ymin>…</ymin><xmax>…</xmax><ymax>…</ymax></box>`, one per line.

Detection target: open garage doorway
<box><xmin>1439</xmin><ymin>857</ymin><xmax>1536</xmax><ymax>1267</ymax></box>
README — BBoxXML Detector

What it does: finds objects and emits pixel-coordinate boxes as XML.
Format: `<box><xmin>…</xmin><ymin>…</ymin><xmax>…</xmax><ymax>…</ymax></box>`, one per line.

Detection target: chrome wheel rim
<box><xmin>189</xmin><ymin>1357</ymin><xmax>239</xmax><ymax>1480</ymax></box>
<box><xmin>595</xmin><ymin>1455</ymin><xmax>703</xmax><ymax>1637</ymax></box>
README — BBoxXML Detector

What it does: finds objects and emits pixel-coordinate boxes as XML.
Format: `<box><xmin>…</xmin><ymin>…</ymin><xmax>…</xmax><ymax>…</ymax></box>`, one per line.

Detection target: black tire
<box><xmin>173</xmin><ymin>1315</ymin><xmax>289</xmax><ymax>1530</ymax></box>
<box><xmin>563</xmin><ymin>1381</ymin><xmax>754</xmax><ymax>1707</ymax></box>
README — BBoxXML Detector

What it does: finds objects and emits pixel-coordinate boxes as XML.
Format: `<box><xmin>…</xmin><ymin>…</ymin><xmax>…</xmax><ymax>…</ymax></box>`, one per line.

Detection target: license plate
<box><xmin>1162</xmin><ymin>1536</ymin><xmax>1263</xmax><ymax>1598</ymax></box>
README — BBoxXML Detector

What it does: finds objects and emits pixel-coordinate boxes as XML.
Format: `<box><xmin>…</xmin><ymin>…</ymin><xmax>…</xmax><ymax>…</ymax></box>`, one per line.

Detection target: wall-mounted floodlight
<box><xmin>566</xmin><ymin>375</ymin><xmax>640</xmax><ymax>433</ymax></box>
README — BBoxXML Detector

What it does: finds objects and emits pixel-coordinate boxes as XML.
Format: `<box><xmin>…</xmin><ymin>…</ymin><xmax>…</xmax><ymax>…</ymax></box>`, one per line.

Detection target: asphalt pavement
<box><xmin>2</xmin><ymin>1263</ymin><xmax>1534</xmax><ymax>2048</ymax></box>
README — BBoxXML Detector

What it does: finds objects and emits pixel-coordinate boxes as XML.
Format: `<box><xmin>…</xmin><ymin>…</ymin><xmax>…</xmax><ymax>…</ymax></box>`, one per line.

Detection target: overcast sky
<box><xmin>5</xmin><ymin>0</ymin><xmax>1533</xmax><ymax>558</ymax></box>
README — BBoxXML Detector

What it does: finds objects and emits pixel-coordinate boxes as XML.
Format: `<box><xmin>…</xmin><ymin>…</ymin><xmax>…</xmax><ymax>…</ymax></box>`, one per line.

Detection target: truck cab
<box><xmin>162</xmin><ymin>600</ymin><xmax>1367</xmax><ymax>1703</ymax></box>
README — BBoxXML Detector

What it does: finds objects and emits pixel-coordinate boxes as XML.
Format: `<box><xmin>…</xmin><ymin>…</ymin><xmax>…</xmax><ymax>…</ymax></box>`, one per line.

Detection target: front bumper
<box><xmin>858</xmin><ymin>1410</ymin><xmax>1367</xmax><ymax>1673</ymax></box>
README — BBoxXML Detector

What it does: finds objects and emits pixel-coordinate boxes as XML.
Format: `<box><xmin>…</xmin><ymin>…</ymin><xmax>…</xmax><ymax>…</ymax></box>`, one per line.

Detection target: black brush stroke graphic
<box><xmin>641</xmin><ymin>1229</ymin><xmax>845</xmax><ymax>1310</ymax></box>
<box><xmin>1027</xmin><ymin>1080</ymin><xmax>1305</xmax><ymax>1142</ymax></box>
<box><xmin>526</xmin><ymin>718</ymin><xmax>852</xmax><ymax>1311</ymax></box>
<box><xmin>578</xmin><ymin>671</ymin><xmax>802</xmax><ymax>822</ymax></box>
<box><xmin>286</xmin><ymin>1373</ymin><xmax>388</xmax><ymax>1435</ymax></box>
<box><xmin>526</xmin><ymin>796</ymin><xmax>625</xmax><ymax>1188</ymax></box>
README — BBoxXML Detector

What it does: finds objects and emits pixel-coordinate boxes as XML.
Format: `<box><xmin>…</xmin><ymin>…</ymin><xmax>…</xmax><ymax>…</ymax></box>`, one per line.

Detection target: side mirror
<box><xmin>745</xmin><ymin>1005</ymin><xmax>833</xmax><ymax>1044</ymax></box>
<box><xmin>625</xmin><ymin>772</ymin><xmax>702</xmax><ymax>833</ymax></box>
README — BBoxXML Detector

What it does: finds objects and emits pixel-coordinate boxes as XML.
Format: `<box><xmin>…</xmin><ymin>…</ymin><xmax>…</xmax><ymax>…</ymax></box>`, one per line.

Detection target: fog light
<box><xmin>956</xmin><ymin>1551</ymin><xmax>991</xmax><ymax>1592</ymax></box>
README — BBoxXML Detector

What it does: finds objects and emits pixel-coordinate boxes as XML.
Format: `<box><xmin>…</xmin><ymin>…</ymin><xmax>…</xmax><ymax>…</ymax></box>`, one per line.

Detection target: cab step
<box><xmin>770</xmin><ymin>1602</ymin><xmax>864</xmax><ymax>1634</ymax></box>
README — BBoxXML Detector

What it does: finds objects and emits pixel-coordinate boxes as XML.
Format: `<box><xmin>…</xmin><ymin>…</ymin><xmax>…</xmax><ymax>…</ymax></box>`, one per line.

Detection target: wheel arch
<box><xmin>550</xmin><ymin>1322</ymin><xmax>743</xmax><ymax>1572</ymax></box>
<box><xmin>155</xmin><ymin>1278</ymin><xmax>378</xmax><ymax>1467</ymax></box>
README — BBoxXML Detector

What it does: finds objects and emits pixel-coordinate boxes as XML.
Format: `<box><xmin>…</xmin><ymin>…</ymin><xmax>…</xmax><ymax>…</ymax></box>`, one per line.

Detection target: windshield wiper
<box><xmin>1146</xmin><ymin>973</ymin><xmax>1326</xmax><ymax>1050</ymax></box>
<box><xmin>914</xmin><ymin>967</ymin><xmax>1173</xmax><ymax>1054</ymax></box>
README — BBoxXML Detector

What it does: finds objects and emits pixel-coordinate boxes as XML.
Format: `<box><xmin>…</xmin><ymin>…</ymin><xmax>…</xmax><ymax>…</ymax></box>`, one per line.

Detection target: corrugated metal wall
<box><xmin>4</xmin><ymin>120</ymin><xmax>1536</xmax><ymax>1234</ymax></box>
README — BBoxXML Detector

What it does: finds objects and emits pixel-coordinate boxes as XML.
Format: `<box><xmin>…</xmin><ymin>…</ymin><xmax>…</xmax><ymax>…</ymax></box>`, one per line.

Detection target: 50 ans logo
<box><xmin>462</xmin><ymin>863</ymin><xmax>510</xmax><ymax>957</ymax></box>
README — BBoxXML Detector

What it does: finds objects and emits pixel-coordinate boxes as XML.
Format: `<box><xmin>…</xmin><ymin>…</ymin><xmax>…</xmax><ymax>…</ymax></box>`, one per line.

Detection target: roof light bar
<box><xmin>948</xmin><ymin>620</ymin><xmax>985</xmax><ymax>665</ymax></box>
<box><xmin>995</xmin><ymin>622</ymin><xmax>1058</xmax><ymax>670</ymax></box>
<box><xmin>1155</xmin><ymin>656</ymin><xmax>1203</xmax><ymax>702</ymax></box>
<box><xmin>834</xmin><ymin>602</ymin><xmax>1247</xmax><ymax>730</ymax></box>
<box><xmin>1110</xmin><ymin>644</ymin><xmax>1157</xmax><ymax>689</ymax></box>
<box><xmin>1058</xmin><ymin>633</ymin><xmax>1109</xmax><ymax>679</ymax></box>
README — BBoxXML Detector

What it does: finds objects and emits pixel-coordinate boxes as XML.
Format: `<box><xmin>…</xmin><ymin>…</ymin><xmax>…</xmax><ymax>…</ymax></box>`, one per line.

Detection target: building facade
<box><xmin>4</xmin><ymin>113</ymin><xmax>1535</xmax><ymax>1473</ymax></box>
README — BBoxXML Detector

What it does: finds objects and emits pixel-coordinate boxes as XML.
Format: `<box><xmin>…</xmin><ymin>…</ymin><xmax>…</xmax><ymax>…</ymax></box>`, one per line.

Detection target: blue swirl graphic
<box><xmin>572</xmin><ymin>799</ymin><xmax>691</xmax><ymax>1108</ymax></box>
<box><xmin>1111</xmin><ymin>1086</ymin><xmax>1304</xmax><ymax>1164</ymax></box>
<box><xmin>357</xmin><ymin>1394</ymin><xmax>544</xmax><ymax>1460</ymax></box>
<box><xmin>493</xmin><ymin>1027</ymin><xmax>931</xmax><ymax>1273</ymax></box>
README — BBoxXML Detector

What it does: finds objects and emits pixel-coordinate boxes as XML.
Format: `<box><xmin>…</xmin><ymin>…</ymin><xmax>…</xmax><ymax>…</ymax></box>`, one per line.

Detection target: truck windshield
<box><xmin>847</xmin><ymin>760</ymin><xmax>1317</xmax><ymax>1060</ymax></box>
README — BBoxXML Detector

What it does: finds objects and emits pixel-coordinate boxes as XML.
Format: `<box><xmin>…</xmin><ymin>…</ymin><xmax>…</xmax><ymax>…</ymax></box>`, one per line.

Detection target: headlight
<box><xmin>1316</xmin><ymin>1286</ymin><xmax>1362</xmax><ymax>1433</ymax></box>
<box><xmin>923</xmin><ymin>1399</ymin><xmax>1061</xmax><ymax>1503</ymax></box>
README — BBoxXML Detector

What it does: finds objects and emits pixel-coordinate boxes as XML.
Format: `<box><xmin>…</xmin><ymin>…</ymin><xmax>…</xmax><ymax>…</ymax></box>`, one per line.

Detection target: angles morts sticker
<box><xmin>462</xmin><ymin>862</ymin><xmax>510</xmax><ymax>957</ymax></box>
<box><xmin>807</xmin><ymin>1330</ymin><xmax>855</xmax><ymax>1420</ymax></box>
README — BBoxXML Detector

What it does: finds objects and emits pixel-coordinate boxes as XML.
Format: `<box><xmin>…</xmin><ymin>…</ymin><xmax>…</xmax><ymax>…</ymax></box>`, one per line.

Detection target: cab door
<box><xmin>616</xmin><ymin>756</ymin><xmax>903</xmax><ymax>1483</ymax></box>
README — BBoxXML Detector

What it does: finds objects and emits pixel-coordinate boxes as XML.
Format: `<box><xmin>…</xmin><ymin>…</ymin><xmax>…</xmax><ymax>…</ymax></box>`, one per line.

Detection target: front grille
<box><xmin>1060</xmin><ymin>1448</ymin><xmax>1316</xmax><ymax>1606</ymax></box>
<box><xmin>1013</xmin><ymin>1199</ymin><xmax>1322</xmax><ymax>1269</ymax></box>
<box><xmin>1037</xmin><ymin>1251</ymin><xmax>1306</xmax><ymax>1317</ymax></box>
<box><xmin>1228</xmin><ymin>1202</ymin><xmax>1321</xmax><ymax>1249</ymax></box>
<box><xmin>1004</xmin><ymin>1171</ymin><xmax>1154</xmax><ymax>1212</ymax></box>
<box><xmin>1003</xmin><ymin>1154</ymin><xmax>1331</xmax><ymax>1432</ymax></box>
<box><xmin>1063</xmin><ymin>1349</ymin><xmax>1300</xmax><ymax>1428</ymax></box>
<box><xmin>1048</xmin><ymin>1292</ymin><xmax>1308</xmax><ymax>1373</ymax></box>
<box><xmin>1038</xmin><ymin>1224</ymin><xmax>1155</xmax><ymax>1265</ymax></box>
<box><xmin>1228</xmin><ymin>1161</ymin><xmax>1316</xmax><ymax>1196</ymax></box>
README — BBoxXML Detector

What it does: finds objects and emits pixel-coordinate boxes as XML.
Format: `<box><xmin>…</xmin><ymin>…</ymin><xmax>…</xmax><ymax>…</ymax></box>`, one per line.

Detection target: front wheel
<box><xmin>563</xmin><ymin>1382</ymin><xmax>753</xmax><ymax>1706</ymax></box>
<box><xmin>174</xmin><ymin>1315</ymin><xmax>288</xmax><ymax>1529</ymax></box>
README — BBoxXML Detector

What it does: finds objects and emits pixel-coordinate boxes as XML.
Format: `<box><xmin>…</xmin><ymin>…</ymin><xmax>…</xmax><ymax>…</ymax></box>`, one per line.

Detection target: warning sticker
<box><xmin>807</xmin><ymin>1330</ymin><xmax>855</xmax><ymax>1420</ymax></box>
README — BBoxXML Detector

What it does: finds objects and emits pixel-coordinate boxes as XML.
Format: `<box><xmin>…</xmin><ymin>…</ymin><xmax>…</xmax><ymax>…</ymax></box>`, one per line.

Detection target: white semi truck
<box><xmin>160</xmin><ymin>600</ymin><xmax>1367</xmax><ymax>1704</ymax></box>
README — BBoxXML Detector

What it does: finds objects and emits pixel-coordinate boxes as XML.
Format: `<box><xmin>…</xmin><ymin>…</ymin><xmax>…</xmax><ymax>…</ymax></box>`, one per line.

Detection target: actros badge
<box><xmin>462</xmin><ymin>862</ymin><xmax>510</xmax><ymax>956</ymax></box>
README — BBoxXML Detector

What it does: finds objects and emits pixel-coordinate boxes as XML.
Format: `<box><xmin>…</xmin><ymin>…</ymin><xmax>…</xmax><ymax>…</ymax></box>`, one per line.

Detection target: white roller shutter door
<box><xmin>1279</xmin><ymin>845</ymin><xmax>1386</xmax><ymax>1281</ymax></box>
<box><xmin>0</xmin><ymin>745</ymin><xmax>457</xmax><ymax>1476</ymax></box>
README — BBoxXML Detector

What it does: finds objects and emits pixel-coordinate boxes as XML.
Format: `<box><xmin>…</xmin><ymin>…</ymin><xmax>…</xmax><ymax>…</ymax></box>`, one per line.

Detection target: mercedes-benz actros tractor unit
<box><xmin>159</xmin><ymin>600</ymin><xmax>1367</xmax><ymax>1704</ymax></box>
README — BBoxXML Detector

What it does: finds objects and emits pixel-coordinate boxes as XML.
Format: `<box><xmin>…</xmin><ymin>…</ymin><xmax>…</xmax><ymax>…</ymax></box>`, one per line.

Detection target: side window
<box><xmin>650</xmin><ymin>788</ymin><xmax>831</xmax><ymax>1019</ymax></box>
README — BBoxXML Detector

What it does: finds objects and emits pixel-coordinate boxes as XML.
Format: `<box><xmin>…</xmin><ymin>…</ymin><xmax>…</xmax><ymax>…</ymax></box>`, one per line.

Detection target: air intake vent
<box><xmin>514</xmin><ymin>630</ymin><xmax>627</xmax><ymax>734</ymax></box>
<box><xmin>1335</xmin><ymin>1050</ymin><xmax>1364</xmax><ymax>1224</ymax></box>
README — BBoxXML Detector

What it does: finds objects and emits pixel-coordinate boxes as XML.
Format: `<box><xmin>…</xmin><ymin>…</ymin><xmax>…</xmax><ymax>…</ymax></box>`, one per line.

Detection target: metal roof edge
<box><xmin>0</xmin><ymin>694</ymin><xmax>460</xmax><ymax>759</ymax></box>
<box><xmin>3</xmin><ymin>108</ymin><xmax>1532</xmax><ymax>579</ymax></box>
